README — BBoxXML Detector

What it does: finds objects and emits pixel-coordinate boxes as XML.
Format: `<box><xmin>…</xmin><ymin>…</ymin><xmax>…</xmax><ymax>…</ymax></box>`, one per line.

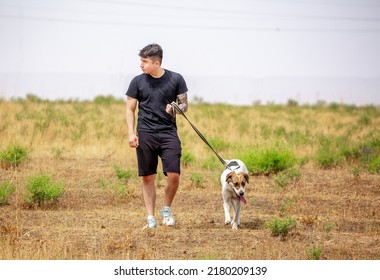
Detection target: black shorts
<box><xmin>136</xmin><ymin>130</ymin><xmax>182</xmax><ymax>176</ymax></box>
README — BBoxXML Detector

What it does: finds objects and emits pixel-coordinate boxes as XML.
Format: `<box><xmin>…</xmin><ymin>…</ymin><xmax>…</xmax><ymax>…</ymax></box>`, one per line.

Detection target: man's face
<box><xmin>140</xmin><ymin>57</ymin><xmax>159</xmax><ymax>75</ymax></box>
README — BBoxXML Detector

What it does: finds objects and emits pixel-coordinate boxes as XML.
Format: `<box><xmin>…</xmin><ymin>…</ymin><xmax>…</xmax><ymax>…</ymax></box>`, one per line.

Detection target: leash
<box><xmin>171</xmin><ymin>102</ymin><xmax>230</xmax><ymax>169</ymax></box>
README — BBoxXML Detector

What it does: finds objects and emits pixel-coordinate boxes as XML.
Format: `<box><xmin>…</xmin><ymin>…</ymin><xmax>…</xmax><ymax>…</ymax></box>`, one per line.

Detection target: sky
<box><xmin>0</xmin><ymin>0</ymin><xmax>380</xmax><ymax>104</ymax></box>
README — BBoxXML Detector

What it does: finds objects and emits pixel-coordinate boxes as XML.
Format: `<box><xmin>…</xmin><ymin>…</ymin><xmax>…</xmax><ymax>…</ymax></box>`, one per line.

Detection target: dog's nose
<box><xmin>239</xmin><ymin>190</ymin><xmax>244</xmax><ymax>196</ymax></box>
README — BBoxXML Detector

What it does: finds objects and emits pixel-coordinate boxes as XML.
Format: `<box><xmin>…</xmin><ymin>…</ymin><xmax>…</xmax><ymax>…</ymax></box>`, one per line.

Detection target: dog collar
<box><xmin>225</xmin><ymin>160</ymin><xmax>241</xmax><ymax>171</ymax></box>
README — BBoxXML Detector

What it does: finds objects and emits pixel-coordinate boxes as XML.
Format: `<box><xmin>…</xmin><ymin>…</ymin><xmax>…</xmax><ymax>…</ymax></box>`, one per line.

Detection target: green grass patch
<box><xmin>181</xmin><ymin>150</ymin><xmax>196</xmax><ymax>166</ymax></box>
<box><xmin>368</xmin><ymin>156</ymin><xmax>380</xmax><ymax>174</ymax></box>
<box><xmin>189</xmin><ymin>172</ymin><xmax>204</xmax><ymax>188</ymax></box>
<box><xmin>23</xmin><ymin>174</ymin><xmax>64</xmax><ymax>206</ymax></box>
<box><xmin>306</xmin><ymin>244</ymin><xmax>323</xmax><ymax>260</ymax></box>
<box><xmin>113</xmin><ymin>165</ymin><xmax>135</xmax><ymax>183</ymax></box>
<box><xmin>0</xmin><ymin>181</ymin><xmax>15</xmax><ymax>205</ymax></box>
<box><xmin>0</xmin><ymin>143</ymin><xmax>29</xmax><ymax>168</ymax></box>
<box><xmin>272</xmin><ymin>168</ymin><xmax>301</xmax><ymax>188</ymax></box>
<box><xmin>240</xmin><ymin>145</ymin><xmax>297</xmax><ymax>175</ymax></box>
<box><xmin>265</xmin><ymin>217</ymin><xmax>297</xmax><ymax>236</ymax></box>
<box><xmin>201</xmin><ymin>156</ymin><xmax>221</xmax><ymax>171</ymax></box>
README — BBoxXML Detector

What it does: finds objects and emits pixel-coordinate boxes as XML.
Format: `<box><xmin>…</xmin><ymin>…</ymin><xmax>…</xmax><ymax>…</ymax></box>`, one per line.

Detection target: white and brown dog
<box><xmin>220</xmin><ymin>159</ymin><xmax>249</xmax><ymax>229</ymax></box>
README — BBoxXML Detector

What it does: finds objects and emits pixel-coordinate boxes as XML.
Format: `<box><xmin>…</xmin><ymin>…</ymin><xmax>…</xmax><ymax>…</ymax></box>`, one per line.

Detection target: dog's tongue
<box><xmin>239</xmin><ymin>196</ymin><xmax>247</xmax><ymax>204</ymax></box>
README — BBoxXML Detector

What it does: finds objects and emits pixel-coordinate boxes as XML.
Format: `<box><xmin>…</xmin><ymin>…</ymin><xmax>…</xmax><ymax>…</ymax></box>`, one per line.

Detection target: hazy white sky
<box><xmin>0</xmin><ymin>0</ymin><xmax>380</xmax><ymax>104</ymax></box>
<box><xmin>1</xmin><ymin>0</ymin><xmax>380</xmax><ymax>77</ymax></box>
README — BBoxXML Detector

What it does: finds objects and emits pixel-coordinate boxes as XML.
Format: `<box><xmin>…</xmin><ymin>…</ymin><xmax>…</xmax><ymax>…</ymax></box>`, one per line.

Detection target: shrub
<box><xmin>287</xmin><ymin>99</ymin><xmax>298</xmax><ymax>107</ymax></box>
<box><xmin>113</xmin><ymin>183</ymin><xmax>129</xmax><ymax>198</ymax></box>
<box><xmin>347</xmin><ymin>137</ymin><xmax>380</xmax><ymax>163</ymax></box>
<box><xmin>306</xmin><ymin>244</ymin><xmax>323</xmax><ymax>260</ymax></box>
<box><xmin>358</xmin><ymin>114</ymin><xmax>371</xmax><ymax>126</ymax></box>
<box><xmin>24</xmin><ymin>174</ymin><xmax>64</xmax><ymax>206</ymax></box>
<box><xmin>0</xmin><ymin>144</ymin><xmax>29</xmax><ymax>168</ymax></box>
<box><xmin>189</xmin><ymin>172</ymin><xmax>204</xmax><ymax>188</ymax></box>
<box><xmin>272</xmin><ymin>168</ymin><xmax>301</xmax><ymax>188</ymax></box>
<box><xmin>26</xmin><ymin>93</ymin><xmax>43</xmax><ymax>103</ymax></box>
<box><xmin>93</xmin><ymin>95</ymin><xmax>123</xmax><ymax>105</ymax></box>
<box><xmin>368</xmin><ymin>156</ymin><xmax>380</xmax><ymax>174</ymax></box>
<box><xmin>241</xmin><ymin>145</ymin><xmax>297</xmax><ymax>175</ymax></box>
<box><xmin>265</xmin><ymin>217</ymin><xmax>297</xmax><ymax>236</ymax></box>
<box><xmin>0</xmin><ymin>181</ymin><xmax>15</xmax><ymax>205</ymax></box>
<box><xmin>113</xmin><ymin>165</ymin><xmax>135</xmax><ymax>183</ymax></box>
<box><xmin>315</xmin><ymin>136</ymin><xmax>342</xmax><ymax>168</ymax></box>
<box><xmin>316</xmin><ymin>146</ymin><xmax>339</xmax><ymax>168</ymax></box>
<box><xmin>181</xmin><ymin>150</ymin><xmax>196</xmax><ymax>166</ymax></box>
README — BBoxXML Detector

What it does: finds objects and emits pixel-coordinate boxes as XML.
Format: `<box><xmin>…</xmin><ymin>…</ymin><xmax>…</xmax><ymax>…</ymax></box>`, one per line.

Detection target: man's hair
<box><xmin>139</xmin><ymin>43</ymin><xmax>163</xmax><ymax>64</ymax></box>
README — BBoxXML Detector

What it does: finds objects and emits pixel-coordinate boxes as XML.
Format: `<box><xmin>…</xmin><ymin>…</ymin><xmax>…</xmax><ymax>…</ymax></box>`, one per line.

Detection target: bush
<box><xmin>315</xmin><ymin>136</ymin><xmax>342</xmax><ymax>168</ymax></box>
<box><xmin>189</xmin><ymin>172</ymin><xmax>204</xmax><ymax>188</ymax></box>
<box><xmin>93</xmin><ymin>95</ymin><xmax>123</xmax><ymax>105</ymax></box>
<box><xmin>265</xmin><ymin>217</ymin><xmax>297</xmax><ymax>236</ymax></box>
<box><xmin>272</xmin><ymin>168</ymin><xmax>301</xmax><ymax>188</ymax></box>
<box><xmin>306</xmin><ymin>244</ymin><xmax>323</xmax><ymax>260</ymax></box>
<box><xmin>368</xmin><ymin>156</ymin><xmax>380</xmax><ymax>174</ymax></box>
<box><xmin>0</xmin><ymin>181</ymin><xmax>15</xmax><ymax>205</ymax></box>
<box><xmin>24</xmin><ymin>174</ymin><xmax>64</xmax><ymax>206</ymax></box>
<box><xmin>181</xmin><ymin>150</ymin><xmax>196</xmax><ymax>166</ymax></box>
<box><xmin>315</xmin><ymin>145</ymin><xmax>340</xmax><ymax>169</ymax></box>
<box><xmin>113</xmin><ymin>165</ymin><xmax>135</xmax><ymax>183</ymax></box>
<box><xmin>241</xmin><ymin>145</ymin><xmax>297</xmax><ymax>175</ymax></box>
<box><xmin>0</xmin><ymin>144</ymin><xmax>29</xmax><ymax>168</ymax></box>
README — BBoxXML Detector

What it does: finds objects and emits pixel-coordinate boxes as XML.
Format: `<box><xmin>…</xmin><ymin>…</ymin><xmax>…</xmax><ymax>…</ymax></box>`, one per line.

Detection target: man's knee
<box><xmin>142</xmin><ymin>174</ymin><xmax>156</xmax><ymax>184</ymax></box>
<box><xmin>167</xmin><ymin>172</ymin><xmax>180</xmax><ymax>183</ymax></box>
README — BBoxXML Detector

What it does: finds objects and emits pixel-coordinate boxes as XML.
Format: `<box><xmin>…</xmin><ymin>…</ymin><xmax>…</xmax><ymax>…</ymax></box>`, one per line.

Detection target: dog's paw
<box><xmin>232</xmin><ymin>222</ymin><xmax>239</xmax><ymax>230</ymax></box>
<box><xmin>225</xmin><ymin>220</ymin><xmax>231</xmax><ymax>225</ymax></box>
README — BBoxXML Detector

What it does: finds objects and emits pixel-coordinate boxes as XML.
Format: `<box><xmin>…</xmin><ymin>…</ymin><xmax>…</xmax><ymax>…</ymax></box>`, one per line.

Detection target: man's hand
<box><xmin>128</xmin><ymin>134</ymin><xmax>139</xmax><ymax>148</ymax></box>
<box><xmin>166</xmin><ymin>103</ymin><xmax>173</xmax><ymax>115</ymax></box>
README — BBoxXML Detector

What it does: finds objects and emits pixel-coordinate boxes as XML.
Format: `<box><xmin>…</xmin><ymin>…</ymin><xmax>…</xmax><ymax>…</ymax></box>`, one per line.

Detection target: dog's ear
<box><xmin>243</xmin><ymin>173</ymin><xmax>249</xmax><ymax>184</ymax></box>
<box><xmin>226</xmin><ymin>171</ymin><xmax>235</xmax><ymax>183</ymax></box>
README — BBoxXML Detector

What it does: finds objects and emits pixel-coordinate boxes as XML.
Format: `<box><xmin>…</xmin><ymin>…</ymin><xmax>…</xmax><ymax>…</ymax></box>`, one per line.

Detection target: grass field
<box><xmin>0</xmin><ymin>96</ymin><xmax>379</xmax><ymax>260</ymax></box>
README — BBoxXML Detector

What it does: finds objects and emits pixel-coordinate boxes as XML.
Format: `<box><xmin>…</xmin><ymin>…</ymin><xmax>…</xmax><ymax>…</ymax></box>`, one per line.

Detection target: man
<box><xmin>125</xmin><ymin>43</ymin><xmax>188</xmax><ymax>229</ymax></box>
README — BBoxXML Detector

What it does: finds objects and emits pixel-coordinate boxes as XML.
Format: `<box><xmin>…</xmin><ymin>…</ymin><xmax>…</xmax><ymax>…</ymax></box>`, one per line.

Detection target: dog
<box><xmin>220</xmin><ymin>159</ymin><xmax>249</xmax><ymax>229</ymax></box>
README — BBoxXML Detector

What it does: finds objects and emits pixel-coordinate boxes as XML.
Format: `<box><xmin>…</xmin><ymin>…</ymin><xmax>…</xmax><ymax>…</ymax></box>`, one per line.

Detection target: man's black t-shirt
<box><xmin>126</xmin><ymin>69</ymin><xmax>188</xmax><ymax>132</ymax></box>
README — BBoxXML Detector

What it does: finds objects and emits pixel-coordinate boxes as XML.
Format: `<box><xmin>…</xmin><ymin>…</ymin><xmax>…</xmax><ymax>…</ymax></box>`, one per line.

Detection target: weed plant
<box><xmin>241</xmin><ymin>145</ymin><xmax>297</xmax><ymax>175</ymax></box>
<box><xmin>0</xmin><ymin>181</ymin><xmax>15</xmax><ymax>205</ymax></box>
<box><xmin>23</xmin><ymin>174</ymin><xmax>64</xmax><ymax>206</ymax></box>
<box><xmin>272</xmin><ymin>168</ymin><xmax>301</xmax><ymax>188</ymax></box>
<box><xmin>181</xmin><ymin>150</ymin><xmax>196</xmax><ymax>166</ymax></box>
<box><xmin>368</xmin><ymin>156</ymin><xmax>380</xmax><ymax>174</ymax></box>
<box><xmin>265</xmin><ymin>217</ymin><xmax>297</xmax><ymax>236</ymax></box>
<box><xmin>0</xmin><ymin>143</ymin><xmax>29</xmax><ymax>168</ymax></box>
<box><xmin>189</xmin><ymin>172</ymin><xmax>204</xmax><ymax>188</ymax></box>
<box><xmin>113</xmin><ymin>165</ymin><xmax>135</xmax><ymax>183</ymax></box>
<box><xmin>306</xmin><ymin>244</ymin><xmax>323</xmax><ymax>260</ymax></box>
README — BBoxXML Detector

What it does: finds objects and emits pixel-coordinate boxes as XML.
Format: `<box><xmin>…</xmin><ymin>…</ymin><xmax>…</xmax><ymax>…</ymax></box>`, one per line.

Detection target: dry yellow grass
<box><xmin>0</xmin><ymin>99</ymin><xmax>379</xmax><ymax>260</ymax></box>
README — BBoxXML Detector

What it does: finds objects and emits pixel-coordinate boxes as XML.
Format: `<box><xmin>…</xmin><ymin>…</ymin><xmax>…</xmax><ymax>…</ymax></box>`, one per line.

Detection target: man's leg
<box><xmin>164</xmin><ymin>172</ymin><xmax>180</xmax><ymax>207</ymax></box>
<box><xmin>142</xmin><ymin>174</ymin><xmax>156</xmax><ymax>216</ymax></box>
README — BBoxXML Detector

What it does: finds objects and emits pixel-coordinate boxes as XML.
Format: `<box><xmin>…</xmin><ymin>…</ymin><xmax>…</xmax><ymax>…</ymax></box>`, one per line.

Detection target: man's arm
<box><xmin>126</xmin><ymin>96</ymin><xmax>139</xmax><ymax>148</ymax></box>
<box><xmin>166</xmin><ymin>92</ymin><xmax>188</xmax><ymax>115</ymax></box>
<box><xmin>177</xmin><ymin>92</ymin><xmax>188</xmax><ymax>113</ymax></box>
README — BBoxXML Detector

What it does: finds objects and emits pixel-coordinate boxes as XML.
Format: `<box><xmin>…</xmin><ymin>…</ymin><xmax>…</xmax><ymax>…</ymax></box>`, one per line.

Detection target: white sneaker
<box><xmin>144</xmin><ymin>215</ymin><xmax>157</xmax><ymax>229</ymax></box>
<box><xmin>161</xmin><ymin>206</ymin><xmax>175</xmax><ymax>226</ymax></box>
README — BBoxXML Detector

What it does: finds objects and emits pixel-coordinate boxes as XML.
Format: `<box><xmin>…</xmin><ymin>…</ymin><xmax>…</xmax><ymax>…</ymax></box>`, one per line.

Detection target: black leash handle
<box><xmin>171</xmin><ymin>102</ymin><xmax>228</xmax><ymax>168</ymax></box>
